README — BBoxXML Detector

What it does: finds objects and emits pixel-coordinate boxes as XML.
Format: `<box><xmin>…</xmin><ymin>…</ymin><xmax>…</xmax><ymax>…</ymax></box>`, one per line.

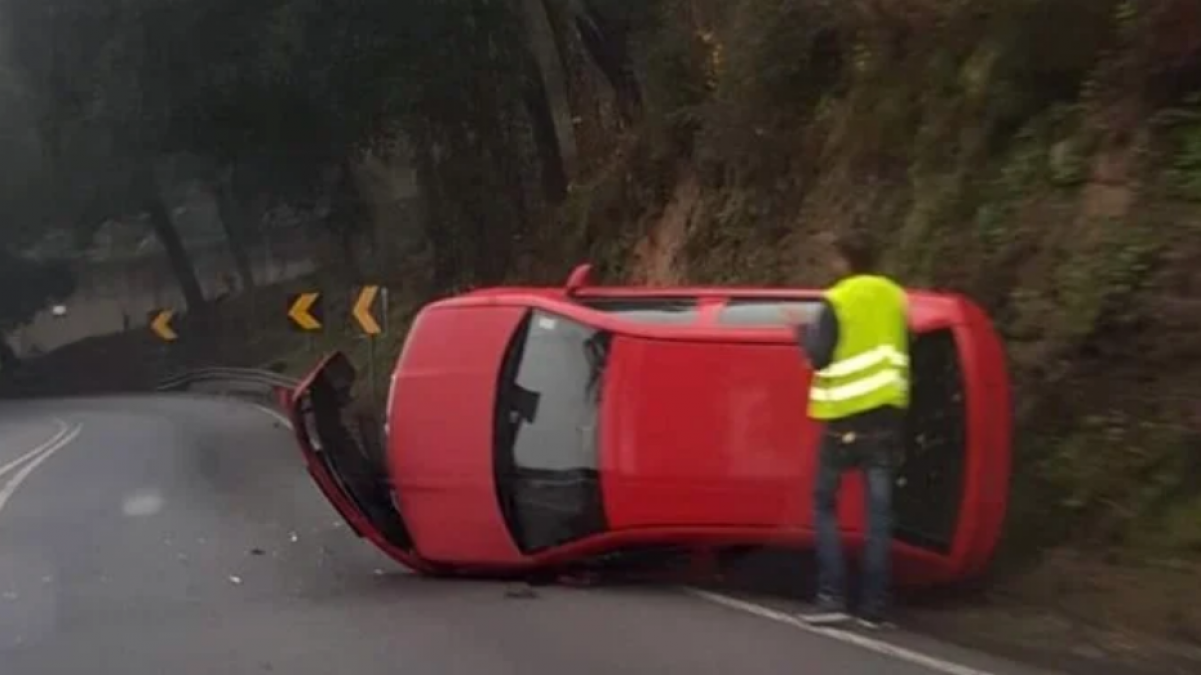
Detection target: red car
<box><xmin>286</xmin><ymin>264</ymin><xmax>1011</xmax><ymax>588</ymax></box>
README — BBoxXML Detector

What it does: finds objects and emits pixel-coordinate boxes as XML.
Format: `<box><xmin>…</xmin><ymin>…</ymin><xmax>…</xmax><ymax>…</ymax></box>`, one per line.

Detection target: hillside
<box><xmin>514</xmin><ymin>0</ymin><xmax>1201</xmax><ymax>557</ymax></box>
<box><xmin>481</xmin><ymin>0</ymin><xmax>1201</xmax><ymax>662</ymax></box>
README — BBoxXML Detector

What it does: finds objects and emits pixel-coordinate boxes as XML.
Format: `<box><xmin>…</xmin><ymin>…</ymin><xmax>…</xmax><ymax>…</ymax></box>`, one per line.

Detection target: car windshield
<box><xmin>493</xmin><ymin>310</ymin><xmax>611</xmax><ymax>552</ymax></box>
<box><xmin>495</xmin><ymin>310</ymin><xmax>609</xmax><ymax>472</ymax></box>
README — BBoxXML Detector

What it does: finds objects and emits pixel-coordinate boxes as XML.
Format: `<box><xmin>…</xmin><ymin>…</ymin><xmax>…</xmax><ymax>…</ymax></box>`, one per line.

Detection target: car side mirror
<box><xmin>565</xmin><ymin>263</ymin><xmax>593</xmax><ymax>297</ymax></box>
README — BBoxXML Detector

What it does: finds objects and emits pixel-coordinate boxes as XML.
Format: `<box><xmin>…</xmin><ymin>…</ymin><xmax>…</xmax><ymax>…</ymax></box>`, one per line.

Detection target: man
<box><xmin>789</xmin><ymin>230</ymin><xmax>910</xmax><ymax>630</ymax></box>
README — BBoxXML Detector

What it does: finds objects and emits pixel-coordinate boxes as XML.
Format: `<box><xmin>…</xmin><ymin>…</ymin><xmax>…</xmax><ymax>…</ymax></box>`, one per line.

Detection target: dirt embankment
<box><xmin>542</xmin><ymin>1</ymin><xmax>1201</xmax><ymax>668</ymax></box>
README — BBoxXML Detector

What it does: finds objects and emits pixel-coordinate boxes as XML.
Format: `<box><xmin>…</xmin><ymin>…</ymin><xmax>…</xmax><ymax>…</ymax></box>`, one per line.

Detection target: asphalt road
<box><xmin>0</xmin><ymin>394</ymin><xmax>1047</xmax><ymax>675</ymax></box>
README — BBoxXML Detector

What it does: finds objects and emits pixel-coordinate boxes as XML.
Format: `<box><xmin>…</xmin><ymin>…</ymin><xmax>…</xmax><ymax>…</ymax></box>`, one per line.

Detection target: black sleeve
<box><xmin>795</xmin><ymin>299</ymin><xmax>839</xmax><ymax>370</ymax></box>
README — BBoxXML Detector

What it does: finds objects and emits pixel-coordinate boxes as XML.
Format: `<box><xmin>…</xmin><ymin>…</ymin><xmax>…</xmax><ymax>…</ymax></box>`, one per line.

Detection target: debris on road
<box><xmin>505</xmin><ymin>584</ymin><xmax>537</xmax><ymax>599</ymax></box>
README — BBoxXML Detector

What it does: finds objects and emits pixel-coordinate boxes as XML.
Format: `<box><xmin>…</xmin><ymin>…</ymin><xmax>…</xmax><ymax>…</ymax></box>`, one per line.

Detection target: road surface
<box><xmin>0</xmin><ymin>393</ymin><xmax>1046</xmax><ymax>674</ymax></box>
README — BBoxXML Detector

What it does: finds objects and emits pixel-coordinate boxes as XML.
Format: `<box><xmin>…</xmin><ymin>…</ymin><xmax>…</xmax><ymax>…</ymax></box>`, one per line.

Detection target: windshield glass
<box><xmin>496</xmin><ymin>310</ymin><xmax>608</xmax><ymax>471</ymax></box>
<box><xmin>493</xmin><ymin>309</ymin><xmax>610</xmax><ymax>552</ymax></box>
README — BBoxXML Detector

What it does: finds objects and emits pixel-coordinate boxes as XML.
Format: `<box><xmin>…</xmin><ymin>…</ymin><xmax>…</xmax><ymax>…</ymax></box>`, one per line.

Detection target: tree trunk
<box><xmin>538</xmin><ymin>0</ymin><xmax>627</xmax><ymax>169</ymax></box>
<box><xmin>572</xmin><ymin>5</ymin><xmax>642</xmax><ymax>124</ymax></box>
<box><xmin>327</xmin><ymin>160</ymin><xmax>368</xmax><ymax>282</ymax></box>
<box><xmin>339</xmin><ymin>226</ymin><xmax>362</xmax><ymax>283</ymax></box>
<box><xmin>540</xmin><ymin>0</ymin><xmax>589</xmax><ymax>123</ymax></box>
<box><xmin>214</xmin><ymin>168</ymin><xmax>257</xmax><ymax>292</ymax></box>
<box><xmin>412</xmin><ymin>130</ymin><xmax>460</xmax><ymax>293</ymax></box>
<box><xmin>524</xmin><ymin>0</ymin><xmax>578</xmax><ymax>175</ymax></box>
<box><xmin>139</xmin><ymin>165</ymin><xmax>206</xmax><ymax>312</ymax></box>
<box><xmin>461</xmin><ymin>6</ymin><xmax>522</xmax><ymax>282</ymax></box>
<box><xmin>520</xmin><ymin>42</ymin><xmax>569</xmax><ymax>203</ymax></box>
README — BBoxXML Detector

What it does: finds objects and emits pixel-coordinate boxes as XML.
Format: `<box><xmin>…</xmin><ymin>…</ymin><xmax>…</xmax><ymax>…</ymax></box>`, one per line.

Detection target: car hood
<box><xmin>387</xmin><ymin>305</ymin><xmax>527</xmax><ymax>565</ymax></box>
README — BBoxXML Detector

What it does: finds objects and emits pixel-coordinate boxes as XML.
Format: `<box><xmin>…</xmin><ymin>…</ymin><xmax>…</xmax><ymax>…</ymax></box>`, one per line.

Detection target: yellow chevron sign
<box><xmin>353</xmin><ymin>285</ymin><xmax>383</xmax><ymax>336</ymax></box>
<box><xmin>287</xmin><ymin>292</ymin><xmax>322</xmax><ymax>331</ymax></box>
<box><xmin>149</xmin><ymin>309</ymin><xmax>178</xmax><ymax>342</ymax></box>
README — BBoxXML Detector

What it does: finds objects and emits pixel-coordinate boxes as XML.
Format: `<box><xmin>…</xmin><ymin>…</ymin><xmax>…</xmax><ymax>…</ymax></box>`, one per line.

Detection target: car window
<box><xmin>493</xmin><ymin>310</ymin><xmax>611</xmax><ymax>553</ymax></box>
<box><xmin>499</xmin><ymin>310</ymin><xmax>608</xmax><ymax>471</ymax></box>
<box><xmin>716</xmin><ymin>298</ymin><xmax>823</xmax><ymax>327</ymax></box>
<box><xmin>575</xmin><ymin>297</ymin><xmax>700</xmax><ymax>324</ymax></box>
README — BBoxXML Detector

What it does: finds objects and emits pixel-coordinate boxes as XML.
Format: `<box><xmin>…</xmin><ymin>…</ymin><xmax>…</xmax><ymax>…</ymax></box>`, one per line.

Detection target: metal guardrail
<box><xmin>155</xmin><ymin>367</ymin><xmax>299</xmax><ymax>396</ymax></box>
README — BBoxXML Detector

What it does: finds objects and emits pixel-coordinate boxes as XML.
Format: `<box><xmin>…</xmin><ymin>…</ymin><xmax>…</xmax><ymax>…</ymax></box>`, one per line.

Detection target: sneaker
<box><xmin>797</xmin><ymin>599</ymin><xmax>852</xmax><ymax>626</ymax></box>
<box><xmin>798</xmin><ymin>609</ymin><xmax>852</xmax><ymax>626</ymax></box>
<box><xmin>855</xmin><ymin>615</ymin><xmax>894</xmax><ymax>630</ymax></box>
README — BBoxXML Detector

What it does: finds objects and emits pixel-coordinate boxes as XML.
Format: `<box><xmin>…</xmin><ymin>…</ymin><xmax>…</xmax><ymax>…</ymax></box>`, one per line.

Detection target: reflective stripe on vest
<box><xmin>809</xmin><ymin>346</ymin><xmax>909</xmax><ymax>401</ymax></box>
<box><xmin>808</xmin><ymin>275</ymin><xmax>910</xmax><ymax>420</ymax></box>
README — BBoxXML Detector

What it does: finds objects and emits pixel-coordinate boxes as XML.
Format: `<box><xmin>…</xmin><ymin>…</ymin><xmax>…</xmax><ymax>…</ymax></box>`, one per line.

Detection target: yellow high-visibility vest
<box><xmin>808</xmin><ymin>274</ymin><xmax>910</xmax><ymax>420</ymax></box>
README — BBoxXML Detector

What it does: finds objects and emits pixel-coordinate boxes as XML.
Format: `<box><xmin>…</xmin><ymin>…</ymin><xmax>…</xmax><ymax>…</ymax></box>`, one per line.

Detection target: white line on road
<box><xmin>0</xmin><ymin>419</ymin><xmax>70</xmax><ymax>481</ymax></box>
<box><xmin>0</xmin><ymin>422</ymin><xmax>83</xmax><ymax>518</ymax></box>
<box><xmin>685</xmin><ymin>588</ymin><xmax>1002</xmax><ymax>675</ymax></box>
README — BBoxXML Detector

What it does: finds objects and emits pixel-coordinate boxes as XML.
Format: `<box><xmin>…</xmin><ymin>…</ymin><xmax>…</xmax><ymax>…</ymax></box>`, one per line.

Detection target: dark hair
<box><xmin>833</xmin><ymin>230</ymin><xmax>880</xmax><ymax>274</ymax></box>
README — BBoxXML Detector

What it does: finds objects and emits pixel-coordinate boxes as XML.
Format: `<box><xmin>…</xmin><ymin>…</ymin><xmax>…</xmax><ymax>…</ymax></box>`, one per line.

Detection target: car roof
<box><xmin>420</xmin><ymin>264</ymin><xmax>968</xmax><ymax>341</ymax></box>
<box><xmin>440</xmin><ymin>263</ymin><xmax>958</xmax><ymax>302</ymax></box>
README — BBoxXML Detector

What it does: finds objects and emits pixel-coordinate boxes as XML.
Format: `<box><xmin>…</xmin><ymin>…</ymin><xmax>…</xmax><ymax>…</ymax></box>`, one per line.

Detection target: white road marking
<box><xmin>0</xmin><ymin>423</ymin><xmax>82</xmax><ymax>517</ymax></box>
<box><xmin>121</xmin><ymin>488</ymin><xmax>165</xmax><ymax>517</ymax></box>
<box><xmin>252</xmin><ymin>403</ymin><xmax>293</xmax><ymax>430</ymax></box>
<box><xmin>685</xmin><ymin>588</ymin><xmax>1002</xmax><ymax>675</ymax></box>
<box><xmin>0</xmin><ymin>420</ymin><xmax>70</xmax><ymax>481</ymax></box>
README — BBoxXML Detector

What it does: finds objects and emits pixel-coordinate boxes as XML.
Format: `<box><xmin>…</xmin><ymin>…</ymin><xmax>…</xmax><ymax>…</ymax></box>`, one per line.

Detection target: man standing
<box><xmin>790</xmin><ymin>230</ymin><xmax>910</xmax><ymax>629</ymax></box>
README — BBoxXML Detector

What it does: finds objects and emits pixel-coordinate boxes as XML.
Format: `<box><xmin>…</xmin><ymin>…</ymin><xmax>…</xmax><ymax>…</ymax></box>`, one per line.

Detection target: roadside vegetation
<box><xmin>2</xmin><ymin>0</ymin><xmax>1200</xmax><ymax>668</ymax></box>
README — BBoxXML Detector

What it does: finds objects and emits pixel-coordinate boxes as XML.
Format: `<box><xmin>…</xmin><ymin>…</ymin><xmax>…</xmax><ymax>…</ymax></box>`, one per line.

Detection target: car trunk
<box><xmin>285</xmin><ymin>352</ymin><xmax>434</xmax><ymax>572</ymax></box>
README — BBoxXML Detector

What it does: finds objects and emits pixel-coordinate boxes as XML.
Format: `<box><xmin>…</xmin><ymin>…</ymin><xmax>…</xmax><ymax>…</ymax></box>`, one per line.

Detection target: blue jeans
<box><xmin>813</xmin><ymin>424</ymin><xmax>896</xmax><ymax>618</ymax></box>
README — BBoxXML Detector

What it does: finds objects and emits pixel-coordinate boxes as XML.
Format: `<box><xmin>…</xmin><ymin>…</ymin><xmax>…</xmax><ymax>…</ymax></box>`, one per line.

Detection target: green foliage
<box><xmin>1037</xmin><ymin>412</ymin><xmax>1198</xmax><ymax>547</ymax></box>
<box><xmin>714</xmin><ymin>1</ymin><xmax>844</xmax><ymax>112</ymax></box>
<box><xmin>1065</xmin><ymin>221</ymin><xmax>1157</xmax><ymax>332</ymax></box>
<box><xmin>1161</xmin><ymin>104</ymin><xmax>1201</xmax><ymax>200</ymax></box>
<box><xmin>635</xmin><ymin>4</ymin><xmax>711</xmax><ymax>156</ymax></box>
<box><xmin>563</xmin><ymin>0</ymin><xmax>1201</xmax><ymax>564</ymax></box>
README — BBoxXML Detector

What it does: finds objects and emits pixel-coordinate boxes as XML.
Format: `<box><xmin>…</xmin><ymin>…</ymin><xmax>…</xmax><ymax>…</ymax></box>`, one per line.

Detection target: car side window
<box><xmin>494</xmin><ymin>310</ymin><xmax>611</xmax><ymax>553</ymax></box>
<box><xmin>716</xmin><ymin>298</ymin><xmax>822</xmax><ymax>326</ymax></box>
<box><xmin>575</xmin><ymin>297</ymin><xmax>700</xmax><ymax>324</ymax></box>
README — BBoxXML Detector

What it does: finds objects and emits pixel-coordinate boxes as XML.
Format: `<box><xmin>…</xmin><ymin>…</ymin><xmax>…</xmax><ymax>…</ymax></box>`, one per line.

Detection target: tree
<box><xmin>4</xmin><ymin>0</ymin><xmax>659</xmax><ymax>304</ymax></box>
<box><xmin>0</xmin><ymin>251</ymin><xmax>75</xmax><ymax>366</ymax></box>
<box><xmin>0</xmin><ymin>0</ymin><xmax>210</xmax><ymax>310</ymax></box>
<box><xmin>0</xmin><ymin>88</ymin><xmax>72</xmax><ymax>370</ymax></box>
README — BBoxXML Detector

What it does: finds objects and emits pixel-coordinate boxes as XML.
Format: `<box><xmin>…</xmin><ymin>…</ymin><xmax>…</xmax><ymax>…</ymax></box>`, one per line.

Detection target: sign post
<box><xmin>352</xmin><ymin>285</ymin><xmax>386</xmax><ymax>403</ymax></box>
<box><xmin>147</xmin><ymin>307</ymin><xmax>179</xmax><ymax>382</ymax></box>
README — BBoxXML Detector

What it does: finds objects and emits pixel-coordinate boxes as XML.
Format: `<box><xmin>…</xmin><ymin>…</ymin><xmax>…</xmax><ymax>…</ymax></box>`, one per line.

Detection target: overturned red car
<box><xmin>285</xmin><ymin>264</ymin><xmax>1011</xmax><ymax>588</ymax></box>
